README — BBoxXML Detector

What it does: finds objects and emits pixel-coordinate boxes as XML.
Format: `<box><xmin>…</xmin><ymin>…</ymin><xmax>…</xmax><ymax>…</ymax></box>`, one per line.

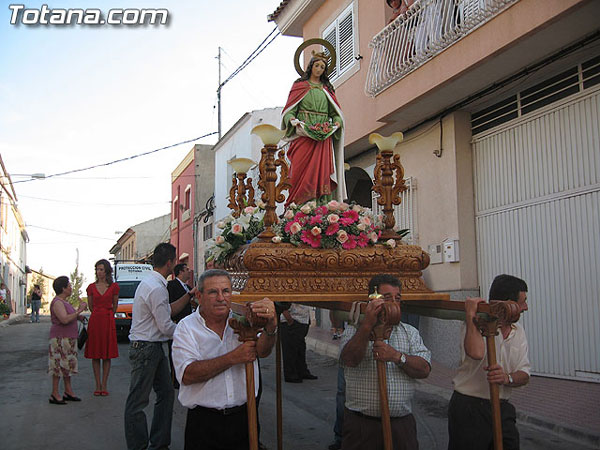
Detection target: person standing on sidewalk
<box><xmin>340</xmin><ymin>274</ymin><xmax>431</xmax><ymax>450</ymax></box>
<box><xmin>30</xmin><ymin>284</ymin><xmax>42</xmax><ymax>323</ymax></box>
<box><xmin>280</xmin><ymin>303</ymin><xmax>318</xmax><ymax>383</ymax></box>
<box><xmin>124</xmin><ymin>243</ymin><xmax>193</xmax><ymax>450</ymax></box>
<box><xmin>448</xmin><ymin>274</ymin><xmax>531</xmax><ymax>450</ymax></box>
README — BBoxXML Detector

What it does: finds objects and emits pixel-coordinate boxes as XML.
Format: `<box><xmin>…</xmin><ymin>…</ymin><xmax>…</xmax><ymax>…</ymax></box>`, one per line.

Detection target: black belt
<box><xmin>193</xmin><ymin>404</ymin><xmax>247</xmax><ymax>416</ymax></box>
<box><xmin>130</xmin><ymin>340</ymin><xmax>163</xmax><ymax>349</ymax></box>
<box><xmin>346</xmin><ymin>408</ymin><xmax>409</xmax><ymax>421</ymax></box>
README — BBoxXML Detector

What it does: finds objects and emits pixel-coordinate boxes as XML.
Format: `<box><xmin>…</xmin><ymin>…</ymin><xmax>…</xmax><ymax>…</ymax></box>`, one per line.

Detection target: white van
<box><xmin>113</xmin><ymin>262</ymin><xmax>152</xmax><ymax>339</ymax></box>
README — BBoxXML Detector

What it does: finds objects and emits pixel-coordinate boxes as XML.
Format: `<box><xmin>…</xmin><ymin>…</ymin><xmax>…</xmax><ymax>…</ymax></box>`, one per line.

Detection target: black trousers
<box><xmin>448</xmin><ymin>391</ymin><xmax>519</xmax><ymax>450</ymax></box>
<box><xmin>280</xmin><ymin>321</ymin><xmax>310</xmax><ymax>379</ymax></box>
<box><xmin>185</xmin><ymin>405</ymin><xmax>249</xmax><ymax>450</ymax></box>
<box><xmin>342</xmin><ymin>408</ymin><xmax>418</xmax><ymax>450</ymax></box>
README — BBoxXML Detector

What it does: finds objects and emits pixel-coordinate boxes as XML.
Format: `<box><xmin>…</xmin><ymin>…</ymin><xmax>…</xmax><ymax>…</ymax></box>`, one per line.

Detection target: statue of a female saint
<box><xmin>282</xmin><ymin>51</ymin><xmax>346</xmax><ymax>207</ymax></box>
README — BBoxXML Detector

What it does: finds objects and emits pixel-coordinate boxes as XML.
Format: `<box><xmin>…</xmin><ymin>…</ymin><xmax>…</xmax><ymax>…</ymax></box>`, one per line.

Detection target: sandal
<box><xmin>49</xmin><ymin>395</ymin><xmax>67</xmax><ymax>405</ymax></box>
<box><xmin>93</xmin><ymin>390</ymin><xmax>102</xmax><ymax>396</ymax></box>
<box><xmin>100</xmin><ymin>391</ymin><xmax>109</xmax><ymax>396</ymax></box>
<box><xmin>63</xmin><ymin>393</ymin><xmax>82</xmax><ymax>401</ymax></box>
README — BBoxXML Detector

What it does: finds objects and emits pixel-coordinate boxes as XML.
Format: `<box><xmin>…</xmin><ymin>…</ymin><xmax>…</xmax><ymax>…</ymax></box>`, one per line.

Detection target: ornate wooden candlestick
<box><xmin>251</xmin><ymin>124</ymin><xmax>290</xmax><ymax>240</ymax></box>
<box><xmin>473</xmin><ymin>301</ymin><xmax>521</xmax><ymax>450</ymax></box>
<box><xmin>229</xmin><ymin>304</ymin><xmax>270</xmax><ymax>450</ymax></box>
<box><xmin>370</xmin><ymin>132</ymin><xmax>407</xmax><ymax>240</ymax></box>
<box><xmin>368</xmin><ymin>289</ymin><xmax>403</xmax><ymax>450</ymax></box>
<box><xmin>227</xmin><ymin>158</ymin><xmax>257</xmax><ymax>218</ymax></box>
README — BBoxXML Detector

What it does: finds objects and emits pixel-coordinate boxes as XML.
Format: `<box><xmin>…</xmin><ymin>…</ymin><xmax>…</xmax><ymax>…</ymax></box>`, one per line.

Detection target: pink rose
<box><xmin>339</xmin><ymin>202</ymin><xmax>350</xmax><ymax>211</ymax></box>
<box><xmin>336</xmin><ymin>230</ymin><xmax>349</xmax><ymax>244</ymax></box>
<box><xmin>300</xmin><ymin>204</ymin><xmax>312</xmax><ymax>214</ymax></box>
<box><xmin>369</xmin><ymin>232</ymin><xmax>379</xmax><ymax>243</ymax></box>
<box><xmin>327</xmin><ymin>200</ymin><xmax>340</xmax><ymax>211</ymax></box>
<box><xmin>311</xmin><ymin>226</ymin><xmax>322</xmax><ymax>236</ymax></box>
<box><xmin>215</xmin><ymin>235</ymin><xmax>225</xmax><ymax>244</ymax></box>
<box><xmin>327</xmin><ymin>214</ymin><xmax>340</xmax><ymax>224</ymax></box>
<box><xmin>231</xmin><ymin>223</ymin><xmax>243</xmax><ymax>235</ymax></box>
<box><xmin>357</xmin><ymin>223</ymin><xmax>366</xmax><ymax>231</ymax></box>
<box><xmin>244</xmin><ymin>206</ymin><xmax>255</xmax><ymax>215</ymax></box>
<box><xmin>290</xmin><ymin>222</ymin><xmax>302</xmax><ymax>234</ymax></box>
<box><xmin>284</xmin><ymin>209</ymin><xmax>294</xmax><ymax>220</ymax></box>
<box><xmin>360</xmin><ymin>216</ymin><xmax>371</xmax><ymax>226</ymax></box>
<box><xmin>352</xmin><ymin>204</ymin><xmax>362</xmax><ymax>212</ymax></box>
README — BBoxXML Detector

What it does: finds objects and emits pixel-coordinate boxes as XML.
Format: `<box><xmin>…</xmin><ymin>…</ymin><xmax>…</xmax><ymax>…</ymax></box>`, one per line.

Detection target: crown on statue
<box><xmin>311</xmin><ymin>50</ymin><xmax>330</xmax><ymax>64</ymax></box>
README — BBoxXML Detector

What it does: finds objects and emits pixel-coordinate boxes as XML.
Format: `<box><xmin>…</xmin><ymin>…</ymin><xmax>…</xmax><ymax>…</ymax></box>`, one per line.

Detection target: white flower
<box><xmin>237</xmin><ymin>214</ymin><xmax>252</xmax><ymax>230</ymax></box>
<box><xmin>289</xmin><ymin>202</ymin><xmax>297</xmax><ymax>209</ymax></box>
<box><xmin>223</xmin><ymin>215</ymin><xmax>233</xmax><ymax>224</ymax></box>
<box><xmin>284</xmin><ymin>209</ymin><xmax>294</xmax><ymax>220</ymax></box>
<box><xmin>384</xmin><ymin>239</ymin><xmax>396</xmax><ymax>248</ymax></box>
<box><xmin>352</xmin><ymin>204</ymin><xmax>362</xmax><ymax>212</ymax></box>
<box><xmin>271</xmin><ymin>236</ymin><xmax>282</xmax><ymax>243</ymax></box>
<box><xmin>257</xmin><ymin>200</ymin><xmax>266</xmax><ymax>209</ymax></box>
<box><xmin>216</xmin><ymin>221</ymin><xmax>226</xmax><ymax>229</ymax></box>
<box><xmin>308</xmin><ymin>201</ymin><xmax>317</xmax><ymax>209</ymax></box>
<box><xmin>357</xmin><ymin>223</ymin><xmax>366</xmax><ymax>231</ymax></box>
<box><xmin>300</xmin><ymin>204</ymin><xmax>312</xmax><ymax>214</ymax></box>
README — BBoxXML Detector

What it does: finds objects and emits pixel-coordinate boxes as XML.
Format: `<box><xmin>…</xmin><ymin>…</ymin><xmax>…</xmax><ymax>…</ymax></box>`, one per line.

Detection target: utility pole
<box><xmin>217</xmin><ymin>46</ymin><xmax>222</xmax><ymax>140</ymax></box>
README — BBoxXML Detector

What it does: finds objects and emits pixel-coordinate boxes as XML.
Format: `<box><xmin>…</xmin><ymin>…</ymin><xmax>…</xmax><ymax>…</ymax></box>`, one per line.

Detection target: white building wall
<box><xmin>473</xmin><ymin>88</ymin><xmax>600</xmax><ymax>380</ymax></box>
<box><xmin>214</xmin><ymin>108</ymin><xmax>283</xmax><ymax>223</ymax></box>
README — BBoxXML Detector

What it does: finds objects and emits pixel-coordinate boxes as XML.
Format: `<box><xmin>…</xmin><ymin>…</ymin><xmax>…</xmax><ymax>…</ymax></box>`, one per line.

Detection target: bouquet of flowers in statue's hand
<box><xmin>275</xmin><ymin>200</ymin><xmax>384</xmax><ymax>250</ymax></box>
<box><xmin>205</xmin><ymin>205</ymin><xmax>266</xmax><ymax>264</ymax></box>
<box><xmin>305</xmin><ymin>120</ymin><xmax>337</xmax><ymax>141</ymax></box>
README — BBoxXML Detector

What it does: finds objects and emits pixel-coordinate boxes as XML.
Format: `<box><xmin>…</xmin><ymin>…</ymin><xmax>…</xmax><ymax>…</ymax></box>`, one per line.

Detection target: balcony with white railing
<box><xmin>365</xmin><ymin>0</ymin><xmax>520</xmax><ymax>97</ymax></box>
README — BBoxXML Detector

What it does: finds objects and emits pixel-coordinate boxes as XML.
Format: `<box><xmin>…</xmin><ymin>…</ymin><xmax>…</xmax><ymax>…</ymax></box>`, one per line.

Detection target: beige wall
<box><xmin>303</xmin><ymin>0</ymin><xmax>585</xmax><ymax>147</ymax></box>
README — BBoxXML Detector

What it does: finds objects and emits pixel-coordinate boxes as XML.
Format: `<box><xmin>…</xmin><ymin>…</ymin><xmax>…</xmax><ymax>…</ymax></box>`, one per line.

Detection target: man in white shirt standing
<box><xmin>172</xmin><ymin>269</ymin><xmax>277</xmax><ymax>450</ymax></box>
<box><xmin>124</xmin><ymin>243</ymin><xmax>193</xmax><ymax>450</ymax></box>
<box><xmin>448</xmin><ymin>274</ymin><xmax>531</xmax><ymax>450</ymax></box>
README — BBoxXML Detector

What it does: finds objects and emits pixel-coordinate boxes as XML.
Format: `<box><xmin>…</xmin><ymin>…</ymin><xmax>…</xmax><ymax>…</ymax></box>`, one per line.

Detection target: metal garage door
<box><xmin>473</xmin><ymin>89</ymin><xmax>600</xmax><ymax>380</ymax></box>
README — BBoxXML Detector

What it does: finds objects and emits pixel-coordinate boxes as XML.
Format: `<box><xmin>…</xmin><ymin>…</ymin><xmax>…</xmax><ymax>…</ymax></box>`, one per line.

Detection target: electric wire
<box><xmin>13</xmin><ymin>131</ymin><xmax>217</xmax><ymax>184</ymax></box>
<box><xmin>27</xmin><ymin>225</ymin><xmax>115</xmax><ymax>241</ymax></box>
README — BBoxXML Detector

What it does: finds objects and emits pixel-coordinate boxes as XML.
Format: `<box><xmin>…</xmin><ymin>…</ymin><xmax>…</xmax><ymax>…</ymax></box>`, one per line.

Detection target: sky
<box><xmin>1</xmin><ymin>0</ymin><xmax>301</xmax><ymax>285</ymax></box>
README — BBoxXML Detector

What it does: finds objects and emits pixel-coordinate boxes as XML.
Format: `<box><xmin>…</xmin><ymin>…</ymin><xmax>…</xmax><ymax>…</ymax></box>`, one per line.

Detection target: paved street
<box><xmin>1</xmin><ymin>317</ymin><xmax>596</xmax><ymax>450</ymax></box>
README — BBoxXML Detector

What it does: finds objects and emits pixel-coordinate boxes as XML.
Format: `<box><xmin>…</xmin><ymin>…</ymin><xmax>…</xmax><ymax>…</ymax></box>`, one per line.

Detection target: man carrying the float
<box><xmin>448</xmin><ymin>274</ymin><xmax>531</xmax><ymax>450</ymax></box>
<box><xmin>340</xmin><ymin>274</ymin><xmax>431</xmax><ymax>450</ymax></box>
<box><xmin>171</xmin><ymin>269</ymin><xmax>277</xmax><ymax>450</ymax></box>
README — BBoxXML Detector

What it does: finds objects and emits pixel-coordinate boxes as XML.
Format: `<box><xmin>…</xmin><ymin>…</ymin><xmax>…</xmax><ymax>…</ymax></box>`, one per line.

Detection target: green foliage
<box><xmin>0</xmin><ymin>302</ymin><xmax>10</xmax><ymax>315</ymax></box>
<box><xmin>68</xmin><ymin>265</ymin><xmax>85</xmax><ymax>308</ymax></box>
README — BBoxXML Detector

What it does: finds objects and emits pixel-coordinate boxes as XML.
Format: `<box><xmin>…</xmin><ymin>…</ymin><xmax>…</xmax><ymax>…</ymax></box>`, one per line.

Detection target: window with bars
<box><xmin>371</xmin><ymin>177</ymin><xmax>417</xmax><ymax>244</ymax></box>
<box><xmin>323</xmin><ymin>3</ymin><xmax>356</xmax><ymax>81</ymax></box>
<box><xmin>203</xmin><ymin>223</ymin><xmax>213</xmax><ymax>241</ymax></box>
<box><xmin>472</xmin><ymin>54</ymin><xmax>600</xmax><ymax>135</ymax></box>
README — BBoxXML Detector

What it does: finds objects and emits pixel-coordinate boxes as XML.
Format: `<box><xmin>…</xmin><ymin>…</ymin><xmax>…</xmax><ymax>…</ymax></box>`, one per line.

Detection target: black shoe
<box><xmin>49</xmin><ymin>395</ymin><xmax>67</xmax><ymax>405</ymax></box>
<box><xmin>63</xmin><ymin>393</ymin><xmax>82</xmax><ymax>401</ymax></box>
<box><xmin>328</xmin><ymin>441</ymin><xmax>342</xmax><ymax>450</ymax></box>
<box><xmin>284</xmin><ymin>377</ymin><xmax>303</xmax><ymax>383</ymax></box>
<box><xmin>302</xmin><ymin>373</ymin><xmax>318</xmax><ymax>380</ymax></box>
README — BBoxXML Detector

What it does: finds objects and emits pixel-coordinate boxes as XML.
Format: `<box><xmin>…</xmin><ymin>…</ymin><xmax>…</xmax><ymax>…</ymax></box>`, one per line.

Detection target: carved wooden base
<box><xmin>221</xmin><ymin>241</ymin><xmax>435</xmax><ymax>298</ymax></box>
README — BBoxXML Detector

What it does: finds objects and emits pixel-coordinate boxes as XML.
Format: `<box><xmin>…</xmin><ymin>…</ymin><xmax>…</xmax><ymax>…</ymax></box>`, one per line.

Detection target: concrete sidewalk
<box><xmin>306</xmin><ymin>326</ymin><xmax>600</xmax><ymax>449</ymax></box>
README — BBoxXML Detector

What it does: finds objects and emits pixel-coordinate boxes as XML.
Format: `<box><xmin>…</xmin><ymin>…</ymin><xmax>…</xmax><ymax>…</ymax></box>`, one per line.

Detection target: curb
<box><xmin>306</xmin><ymin>332</ymin><xmax>600</xmax><ymax>449</ymax></box>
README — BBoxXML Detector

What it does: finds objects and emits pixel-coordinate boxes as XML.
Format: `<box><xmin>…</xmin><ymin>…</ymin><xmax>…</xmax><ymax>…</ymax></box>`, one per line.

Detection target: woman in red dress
<box><xmin>85</xmin><ymin>259</ymin><xmax>119</xmax><ymax>396</ymax></box>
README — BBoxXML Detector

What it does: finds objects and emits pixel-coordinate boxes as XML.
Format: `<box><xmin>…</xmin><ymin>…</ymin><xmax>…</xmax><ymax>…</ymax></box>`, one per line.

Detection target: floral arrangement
<box><xmin>306</xmin><ymin>121</ymin><xmax>335</xmax><ymax>140</ymax></box>
<box><xmin>205</xmin><ymin>205</ymin><xmax>265</xmax><ymax>264</ymax></box>
<box><xmin>274</xmin><ymin>200</ymin><xmax>388</xmax><ymax>250</ymax></box>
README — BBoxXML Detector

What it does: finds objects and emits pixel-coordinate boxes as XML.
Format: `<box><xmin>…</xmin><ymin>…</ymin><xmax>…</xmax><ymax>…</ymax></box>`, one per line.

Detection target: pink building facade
<box><xmin>170</xmin><ymin>148</ymin><xmax>195</xmax><ymax>276</ymax></box>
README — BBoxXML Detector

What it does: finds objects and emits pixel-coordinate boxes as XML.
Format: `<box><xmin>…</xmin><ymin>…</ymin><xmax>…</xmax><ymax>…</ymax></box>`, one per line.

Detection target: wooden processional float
<box><xmin>218</xmin><ymin>124</ymin><xmax>521</xmax><ymax>450</ymax></box>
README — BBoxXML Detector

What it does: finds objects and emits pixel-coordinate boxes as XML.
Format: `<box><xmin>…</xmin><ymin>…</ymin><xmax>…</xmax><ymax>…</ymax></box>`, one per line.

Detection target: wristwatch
<box><xmin>507</xmin><ymin>373</ymin><xmax>514</xmax><ymax>385</ymax></box>
<box><xmin>398</xmin><ymin>352</ymin><xmax>407</xmax><ymax>366</ymax></box>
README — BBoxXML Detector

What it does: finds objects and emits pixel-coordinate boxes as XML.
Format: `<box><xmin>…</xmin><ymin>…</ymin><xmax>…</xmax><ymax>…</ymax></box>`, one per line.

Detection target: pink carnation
<box><xmin>340</xmin><ymin>210</ymin><xmax>359</xmax><ymax>226</ymax></box>
<box><xmin>342</xmin><ymin>235</ymin><xmax>357</xmax><ymax>250</ymax></box>
<box><xmin>316</xmin><ymin>206</ymin><xmax>328</xmax><ymax>215</ymax></box>
<box><xmin>310</xmin><ymin>215</ymin><xmax>323</xmax><ymax>225</ymax></box>
<box><xmin>326</xmin><ymin>223</ymin><xmax>340</xmax><ymax>236</ymax></box>
<box><xmin>301</xmin><ymin>230</ymin><xmax>322</xmax><ymax>248</ymax></box>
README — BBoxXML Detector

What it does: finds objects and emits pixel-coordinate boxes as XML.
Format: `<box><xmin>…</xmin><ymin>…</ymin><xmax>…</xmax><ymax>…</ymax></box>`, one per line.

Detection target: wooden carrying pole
<box><xmin>276</xmin><ymin>324</ymin><xmax>283</xmax><ymax>450</ymax></box>
<box><xmin>482</xmin><ymin>320</ymin><xmax>503</xmax><ymax>450</ymax></box>
<box><xmin>376</xmin><ymin>357</ymin><xmax>393</xmax><ymax>450</ymax></box>
<box><xmin>245</xmin><ymin>361</ymin><xmax>259</xmax><ymax>450</ymax></box>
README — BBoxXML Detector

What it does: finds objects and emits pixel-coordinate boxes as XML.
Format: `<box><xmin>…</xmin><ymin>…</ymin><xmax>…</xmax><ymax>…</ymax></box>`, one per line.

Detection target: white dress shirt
<box><xmin>172</xmin><ymin>310</ymin><xmax>259</xmax><ymax>410</ymax></box>
<box><xmin>453</xmin><ymin>322</ymin><xmax>531</xmax><ymax>400</ymax></box>
<box><xmin>128</xmin><ymin>270</ymin><xmax>176</xmax><ymax>342</ymax></box>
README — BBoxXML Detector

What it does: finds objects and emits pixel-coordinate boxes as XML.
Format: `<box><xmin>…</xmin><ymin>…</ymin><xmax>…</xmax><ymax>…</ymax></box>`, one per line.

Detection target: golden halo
<box><xmin>294</xmin><ymin>38</ymin><xmax>336</xmax><ymax>77</ymax></box>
